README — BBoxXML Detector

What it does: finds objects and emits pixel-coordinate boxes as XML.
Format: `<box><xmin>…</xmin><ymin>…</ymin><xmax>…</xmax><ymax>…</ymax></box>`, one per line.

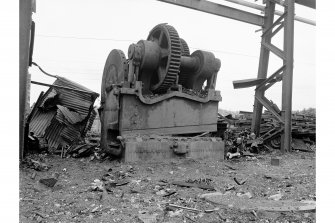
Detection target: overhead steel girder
<box><xmin>295</xmin><ymin>0</ymin><xmax>316</xmax><ymax>9</ymax></box>
<box><xmin>157</xmin><ymin>0</ymin><xmax>264</xmax><ymax>26</ymax></box>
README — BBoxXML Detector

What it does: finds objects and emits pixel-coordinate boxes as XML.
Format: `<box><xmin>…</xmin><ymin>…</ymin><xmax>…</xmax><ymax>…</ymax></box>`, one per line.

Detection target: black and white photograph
<box><xmin>7</xmin><ymin>0</ymin><xmax>330</xmax><ymax>222</ymax></box>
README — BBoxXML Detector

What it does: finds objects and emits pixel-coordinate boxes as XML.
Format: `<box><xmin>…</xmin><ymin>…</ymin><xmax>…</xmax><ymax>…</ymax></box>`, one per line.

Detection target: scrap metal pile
<box><xmin>218</xmin><ymin>110</ymin><xmax>316</xmax><ymax>152</ymax></box>
<box><xmin>27</xmin><ymin>76</ymin><xmax>99</xmax><ymax>155</ymax></box>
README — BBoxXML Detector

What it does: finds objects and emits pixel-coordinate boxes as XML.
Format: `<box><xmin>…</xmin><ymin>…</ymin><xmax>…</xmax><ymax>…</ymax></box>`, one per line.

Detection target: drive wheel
<box><xmin>100</xmin><ymin>49</ymin><xmax>127</xmax><ymax>156</ymax></box>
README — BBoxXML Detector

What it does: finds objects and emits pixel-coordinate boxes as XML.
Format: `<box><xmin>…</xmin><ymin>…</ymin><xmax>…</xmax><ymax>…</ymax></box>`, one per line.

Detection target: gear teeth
<box><xmin>178</xmin><ymin>38</ymin><xmax>191</xmax><ymax>86</ymax></box>
<box><xmin>148</xmin><ymin>24</ymin><xmax>182</xmax><ymax>93</ymax></box>
<box><xmin>180</xmin><ymin>38</ymin><xmax>190</xmax><ymax>56</ymax></box>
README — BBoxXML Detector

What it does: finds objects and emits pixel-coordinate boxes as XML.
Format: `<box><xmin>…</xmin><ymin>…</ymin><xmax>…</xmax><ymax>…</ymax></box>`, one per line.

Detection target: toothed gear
<box><xmin>147</xmin><ymin>23</ymin><xmax>181</xmax><ymax>93</ymax></box>
<box><xmin>178</xmin><ymin>38</ymin><xmax>190</xmax><ymax>86</ymax></box>
<box><xmin>180</xmin><ymin>38</ymin><xmax>190</xmax><ymax>56</ymax></box>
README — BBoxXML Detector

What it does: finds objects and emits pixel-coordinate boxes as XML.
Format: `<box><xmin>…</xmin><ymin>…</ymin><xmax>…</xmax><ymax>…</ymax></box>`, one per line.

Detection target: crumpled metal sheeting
<box><xmin>83</xmin><ymin>109</ymin><xmax>97</xmax><ymax>136</ymax></box>
<box><xmin>55</xmin><ymin>108</ymin><xmax>70</xmax><ymax>126</ymax></box>
<box><xmin>57</xmin><ymin>92</ymin><xmax>92</xmax><ymax>117</ymax></box>
<box><xmin>28</xmin><ymin>76</ymin><xmax>99</xmax><ymax>152</ymax></box>
<box><xmin>53</xmin><ymin>77</ymin><xmax>97</xmax><ymax>117</ymax></box>
<box><xmin>44</xmin><ymin>118</ymin><xmax>65</xmax><ymax>150</ymax></box>
<box><xmin>39</xmin><ymin>89</ymin><xmax>58</xmax><ymax>108</ymax></box>
<box><xmin>61</xmin><ymin>126</ymin><xmax>82</xmax><ymax>144</ymax></box>
<box><xmin>56</xmin><ymin>105</ymin><xmax>85</xmax><ymax>125</ymax></box>
<box><xmin>54</xmin><ymin>76</ymin><xmax>95</xmax><ymax>94</ymax></box>
<box><xmin>29</xmin><ymin>110</ymin><xmax>56</xmax><ymax>137</ymax></box>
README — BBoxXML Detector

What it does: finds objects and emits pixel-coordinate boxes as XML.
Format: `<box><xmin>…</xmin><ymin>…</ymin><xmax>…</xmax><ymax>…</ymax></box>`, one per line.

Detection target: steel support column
<box><xmin>251</xmin><ymin>0</ymin><xmax>295</xmax><ymax>153</ymax></box>
<box><xmin>19</xmin><ymin>0</ymin><xmax>33</xmax><ymax>160</ymax></box>
<box><xmin>251</xmin><ymin>0</ymin><xmax>275</xmax><ymax>136</ymax></box>
<box><xmin>281</xmin><ymin>0</ymin><xmax>294</xmax><ymax>152</ymax></box>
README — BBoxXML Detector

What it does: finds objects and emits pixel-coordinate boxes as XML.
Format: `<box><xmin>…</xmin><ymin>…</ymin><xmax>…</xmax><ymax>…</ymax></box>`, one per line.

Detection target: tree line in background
<box><xmin>219</xmin><ymin>107</ymin><xmax>316</xmax><ymax>118</ymax></box>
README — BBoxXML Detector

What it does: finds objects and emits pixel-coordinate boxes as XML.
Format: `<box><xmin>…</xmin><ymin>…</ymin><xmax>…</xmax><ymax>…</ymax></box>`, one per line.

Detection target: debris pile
<box><xmin>27</xmin><ymin>76</ymin><xmax>99</xmax><ymax>154</ymax></box>
<box><xmin>219</xmin><ymin>110</ymin><xmax>316</xmax><ymax>150</ymax></box>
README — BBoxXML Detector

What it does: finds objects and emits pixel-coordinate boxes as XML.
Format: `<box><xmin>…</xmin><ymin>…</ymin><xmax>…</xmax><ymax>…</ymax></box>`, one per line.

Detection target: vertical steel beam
<box><xmin>251</xmin><ymin>1</ymin><xmax>275</xmax><ymax>136</ymax></box>
<box><xmin>281</xmin><ymin>0</ymin><xmax>295</xmax><ymax>152</ymax></box>
<box><xmin>19</xmin><ymin>0</ymin><xmax>33</xmax><ymax>159</ymax></box>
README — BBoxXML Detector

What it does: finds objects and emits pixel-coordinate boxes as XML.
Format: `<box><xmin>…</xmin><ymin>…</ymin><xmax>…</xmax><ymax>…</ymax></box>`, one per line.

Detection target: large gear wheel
<box><xmin>147</xmin><ymin>23</ymin><xmax>181</xmax><ymax>93</ymax></box>
<box><xmin>180</xmin><ymin>38</ymin><xmax>190</xmax><ymax>56</ymax></box>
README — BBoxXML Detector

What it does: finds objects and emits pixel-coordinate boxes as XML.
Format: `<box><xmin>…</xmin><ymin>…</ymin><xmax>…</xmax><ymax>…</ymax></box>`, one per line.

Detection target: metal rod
<box><xmin>223</xmin><ymin>0</ymin><xmax>315</xmax><ymax>26</ymax></box>
<box><xmin>31</xmin><ymin>80</ymin><xmax>99</xmax><ymax>96</ymax></box>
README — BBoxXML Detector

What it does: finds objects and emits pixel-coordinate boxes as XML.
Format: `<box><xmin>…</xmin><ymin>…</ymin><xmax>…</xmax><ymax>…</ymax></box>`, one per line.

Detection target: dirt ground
<box><xmin>19</xmin><ymin>149</ymin><xmax>315</xmax><ymax>223</ymax></box>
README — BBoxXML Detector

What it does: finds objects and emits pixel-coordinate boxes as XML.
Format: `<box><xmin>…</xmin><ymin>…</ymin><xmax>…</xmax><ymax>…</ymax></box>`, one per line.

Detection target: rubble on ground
<box><xmin>19</xmin><ymin>151</ymin><xmax>316</xmax><ymax>223</ymax></box>
<box><xmin>218</xmin><ymin>110</ymin><xmax>316</xmax><ymax>152</ymax></box>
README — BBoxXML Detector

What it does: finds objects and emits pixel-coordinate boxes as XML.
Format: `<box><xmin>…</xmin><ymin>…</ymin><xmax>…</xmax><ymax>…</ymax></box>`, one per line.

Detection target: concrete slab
<box><xmin>122</xmin><ymin>136</ymin><xmax>225</xmax><ymax>162</ymax></box>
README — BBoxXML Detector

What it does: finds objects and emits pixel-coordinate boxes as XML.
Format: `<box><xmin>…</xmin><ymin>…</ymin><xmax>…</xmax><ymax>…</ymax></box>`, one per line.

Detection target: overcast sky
<box><xmin>29</xmin><ymin>0</ymin><xmax>316</xmax><ymax>111</ymax></box>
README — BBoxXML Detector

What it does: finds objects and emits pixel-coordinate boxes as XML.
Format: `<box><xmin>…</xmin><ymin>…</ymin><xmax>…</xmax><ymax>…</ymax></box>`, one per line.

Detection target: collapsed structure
<box><xmin>27</xmin><ymin>76</ymin><xmax>99</xmax><ymax>153</ymax></box>
<box><xmin>99</xmin><ymin>23</ymin><xmax>225</xmax><ymax>161</ymax></box>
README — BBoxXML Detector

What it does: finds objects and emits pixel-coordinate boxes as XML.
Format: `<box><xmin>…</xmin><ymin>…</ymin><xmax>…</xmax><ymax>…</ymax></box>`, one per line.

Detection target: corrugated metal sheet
<box><xmin>55</xmin><ymin>76</ymin><xmax>96</xmax><ymax>94</ymax></box>
<box><xmin>57</xmin><ymin>93</ymin><xmax>91</xmax><ymax>117</ymax></box>
<box><xmin>44</xmin><ymin>118</ymin><xmax>65</xmax><ymax>150</ymax></box>
<box><xmin>84</xmin><ymin>109</ymin><xmax>97</xmax><ymax>135</ymax></box>
<box><xmin>29</xmin><ymin>110</ymin><xmax>56</xmax><ymax>137</ymax></box>
<box><xmin>61</xmin><ymin>126</ymin><xmax>81</xmax><ymax>144</ymax></box>
<box><xmin>52</xmin><ymin>77</ymin><xmax>98</xmax><ymax>117</ymax></box>
<box><xmin>39</xmin><ymin>89</ymin><xmax>58</xmax><ymax>108</ymax></box>
<box><xmin>57</xmin><ymin>105</ymin><xmax>84</xmax><ymax>124</ymax></box>
<box><xmin>28</xmin><ymin>76</ymin><xmax>99</xmax><ymax>152</ymax></box>
<box><xmin>55</xmin><ymin>108</ymin><xmax>69</xmax><ymax>126</ymax></box>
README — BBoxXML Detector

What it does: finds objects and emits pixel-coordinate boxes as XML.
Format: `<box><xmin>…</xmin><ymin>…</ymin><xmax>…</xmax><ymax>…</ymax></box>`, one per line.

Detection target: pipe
<box><xmin>31</xmin><ymin>80</ymin><xmax>99</xmax><ymax>96</ymax></box>
<box><xmin>223</xmin><ymin>0</ymin><xmax>315</xmax><ymax>26</ymax></box>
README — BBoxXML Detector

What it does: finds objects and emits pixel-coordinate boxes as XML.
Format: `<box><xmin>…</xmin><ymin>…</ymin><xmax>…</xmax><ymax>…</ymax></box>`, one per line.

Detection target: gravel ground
<box><xmin>19</xmin><ymin>149</ymin><xmax>315</xmax><ymax>223</ymax></box>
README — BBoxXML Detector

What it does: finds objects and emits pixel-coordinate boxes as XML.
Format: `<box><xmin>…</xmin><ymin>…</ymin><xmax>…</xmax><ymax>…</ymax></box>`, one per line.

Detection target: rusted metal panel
<box><xmin>44</xmin><ymin>118</ymin><xmax>65</xmax><ymax>150</ymax></box>
<box><xmin>56</xmin><ymin>105</ymin><xmax>84</xmax><ymax>124</ymax></box>
<box><xmin>61</xmin><ymin>126</ymin><xmax>81</xmax><ymax>144</ymax></box>
<box><xmin>28</xmin><ymin>76</ymin><xmax>99</xmax><ymax>152</ymax></box>
<box><xmin>53</xmin><ymin>77</ymin><xmax>98</xmax><ymax>117</ymax></box>
<box><xmin>119</xmin><ymin>94</ymin><xmax>218</xmax><ymax>135</ymax></box>
<box><xmin>29</xmin><ymin>110</ymin><xmax>56</xmax><ymax>137</ymax></box>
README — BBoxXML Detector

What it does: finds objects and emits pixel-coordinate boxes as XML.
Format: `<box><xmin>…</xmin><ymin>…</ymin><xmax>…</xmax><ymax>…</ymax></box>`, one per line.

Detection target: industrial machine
<box><xmin>99</xmin><ymin>23</ymin><xmax>225</xmax><ymax>161</ymax></box>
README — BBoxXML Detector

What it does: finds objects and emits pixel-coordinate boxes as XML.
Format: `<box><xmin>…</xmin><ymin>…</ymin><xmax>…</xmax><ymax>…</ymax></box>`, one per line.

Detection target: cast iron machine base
<box><xmin>99</xmin><ymin>23</ymin><xmax>224</xmax><ymax>159</ymax></box>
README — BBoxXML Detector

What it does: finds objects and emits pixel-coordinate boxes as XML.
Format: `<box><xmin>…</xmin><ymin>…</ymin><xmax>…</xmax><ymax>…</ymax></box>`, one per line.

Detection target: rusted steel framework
<box><xmin>159</xmin><ymin>0</ymin><xmax>315</xmax><ymax>152</ymax></box>
<box><xmin>251</xmin><ymin>0</ymin><xmax>295</xmax><ymax>152</ymax></box>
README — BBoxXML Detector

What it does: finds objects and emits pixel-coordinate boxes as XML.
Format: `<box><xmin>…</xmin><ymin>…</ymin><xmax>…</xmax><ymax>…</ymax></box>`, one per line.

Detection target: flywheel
<box><xmin>100</xmin><ymin>49</ymin><xmax>128</xmax><ymax>156</ymax></box>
